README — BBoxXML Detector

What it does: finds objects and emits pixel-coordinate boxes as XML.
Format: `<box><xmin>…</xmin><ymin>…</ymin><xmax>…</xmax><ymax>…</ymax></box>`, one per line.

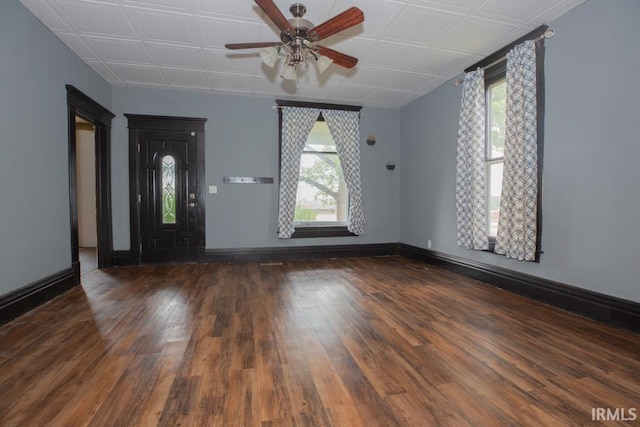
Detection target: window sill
<box><xmin>291</xmin><ymin>226</ymin><xmax>356</xmax><ymax>238</ymax></box>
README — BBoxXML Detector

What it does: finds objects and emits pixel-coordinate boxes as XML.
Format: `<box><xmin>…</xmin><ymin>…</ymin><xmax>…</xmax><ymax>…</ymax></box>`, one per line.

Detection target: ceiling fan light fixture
<box><xmin>226</xmin><ymin>3</ymin><xmax>364</xmax><ymax>85</ymax></box>
<box><xmin>259</xmin><ymin>46</ymin><xmax>279</xmax><ymax>68</ymax></box>
<box><xmin>315</xmin><ymin>54</ymin><xmax>333</xmax><ymax>73</ymax></box>
<box><xmin>281</xmin><ymin>63</ymin><xmax>298</xmax><ymax>80</ymax></box>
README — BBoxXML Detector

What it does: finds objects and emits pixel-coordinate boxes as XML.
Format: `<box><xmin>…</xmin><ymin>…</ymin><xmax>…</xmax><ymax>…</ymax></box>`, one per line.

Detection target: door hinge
<box><xmin>137</xmin><ymin>143</ymin><xmax>140</xmax><ymax>152</ymax></box>
<box><xmin>138</xmin><ymin>194</ymin><xmax>141</xmax><ymax>203</ymax></box>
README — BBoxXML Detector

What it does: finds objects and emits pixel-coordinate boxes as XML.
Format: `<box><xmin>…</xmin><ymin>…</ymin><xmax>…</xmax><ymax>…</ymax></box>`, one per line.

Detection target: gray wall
<box><xmin>399</xmin><ymin>0</ymin><xmax>640</xmax><ymax>303</ymax></box>
<box><xmin>0</xmin><ymin>0</ymin><xmax>111</xmax><ymax>297</ymax></box>
<box><xmin>111</xmin><ymin>88</ymin><xmax>400</xmax><ymax>250</ymax></box>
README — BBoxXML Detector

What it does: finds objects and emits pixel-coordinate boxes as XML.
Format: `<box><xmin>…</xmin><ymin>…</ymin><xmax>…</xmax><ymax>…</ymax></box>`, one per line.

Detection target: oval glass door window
<box><xmin>162</xmin><ymin>155</ymin><xmax>176</xmax><ymax>224</ymax></box>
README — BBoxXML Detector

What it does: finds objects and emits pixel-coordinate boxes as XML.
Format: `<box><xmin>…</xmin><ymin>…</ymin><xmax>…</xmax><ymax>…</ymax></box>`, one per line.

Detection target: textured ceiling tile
<box><xmin>126</xmin><ymin>8</ymin><xmax>200</xmax><ymax>45</ymax></box>
<box><xmin>414</xmin><ymin>0</ymin><xmax>484</xmax><ymax>11</ymax></box>
<box><xmin>434</xmin><ymin>17</ymin><xmax>517</xmax><ymax>54</ymax></box>
<box><xmin>406</xmin><ymin>48</ymin><xmax>471</xmax><ymax>75</ymax></box>
<box><xmin>332</xmin><ymin>0</ymin><xmax>407</xmax><ymax>38</ymax></box>
<box><xmin>531</xmin><ymin>0</ymin><xmax>589</xmax><ymax>24</ymax></box>
<box><xmin>50</xmin><ymin>0</ymin><xmax>138</xmax><ymax>39</ymax></box>
<box><xmin>359</xmin><ymin>41</ymin><xmax>423</xmax><ymax>68</ymax></box>
<box><xmin>205</xmin><ymin>49</ymin><xmax>258</xmax><ymax>74</ymax></box>
<box><xmin>194</xmin><ymin>0</ymin><xmax>261</xmax><ymax>21</ymax></box>
<box><xmin>198</xmin><ymin>16</ymin><xmax>261</xmax><ymax>49</ymax></box>
<box><xmin>383</xmin><ymin>5</ymin><xmax>464</xmax><ymax>45</ymax></box>
<box><xmin>83</xmin><ymin>37</ymin><xmax>153</xmax><ymax>65</ymax></box>
<box><xmin>344</xmin><ymin>66</ymin><xmax>397</xmax><ymax>87</ymax></box>
<box><xmin>147</xmin><ymin>44</ymin><xmax>207</xmax><ymax>70</ymax></box>
<box><xmin>85</xmin><ymin>61</ymin><xmax>121</xmax><ymax>83</ymax></box>
<box><xmin>160</xmin><ymin>68</ymin><xmax>211</xmax><ymax>88</ymax></box>
<box><xmin>107</xmin><ymin>63</ymin><xmax>166</xmax><ymax>85</ymax></box>
<box><xmin>122</xmin><ymin>0</ymin><xmax>193</xmax><ymax>14</ymax></box>
<box><xmin>326</xmin><ymin>84</ymin><xmax>377</xmax><ymax>102</ymax></box>
<box><xmin>57</xmin><ymin>34</ymin><xmax>100</xmax><ymax>61</ymax></box>
<box><xmin>383</xmin><ymin>71</ymin><xmax>437</xmax><ymax>91</ymax></box>
<box><xmin>478</xmin><ymin>0</ymin><xmax>554</xmax><ymax>21</ymax></box>
<box><xmin>366</xmin><ymin>87</ymin><xmax>414</xmax><ymax>105</ymax></box>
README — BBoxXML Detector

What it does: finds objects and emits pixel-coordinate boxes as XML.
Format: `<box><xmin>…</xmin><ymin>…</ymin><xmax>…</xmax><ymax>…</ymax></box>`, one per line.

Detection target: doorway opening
<box><xmin>67</xmin><ymin>85</ymin><xmax>115</xmax><ymax>282</ymax></box>
<box><xmin>75</xmin><ymin>116</ymin><xmax>98</xmax><ymax>275</ymax></box>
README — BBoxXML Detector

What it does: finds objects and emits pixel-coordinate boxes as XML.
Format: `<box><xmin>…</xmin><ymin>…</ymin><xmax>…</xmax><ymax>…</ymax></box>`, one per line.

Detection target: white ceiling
<box><xmin>20</xmin><ymin>0</ymin><xmax>586</xmax><ymax>108</ymax></box>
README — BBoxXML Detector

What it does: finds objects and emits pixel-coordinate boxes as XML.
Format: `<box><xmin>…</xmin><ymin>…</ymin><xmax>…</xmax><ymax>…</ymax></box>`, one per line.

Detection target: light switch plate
<box><xmin>209</xmin><ymin>185</ymin><xmax>217</xmax><ymax>194</ymax></box>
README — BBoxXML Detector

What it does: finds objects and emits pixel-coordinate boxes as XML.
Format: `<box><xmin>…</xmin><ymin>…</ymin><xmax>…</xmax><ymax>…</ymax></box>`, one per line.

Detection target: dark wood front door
<box><xmin>127</xmin><ymin>115</ymin><xmax>206</xmax><ymax>264</ymax></box>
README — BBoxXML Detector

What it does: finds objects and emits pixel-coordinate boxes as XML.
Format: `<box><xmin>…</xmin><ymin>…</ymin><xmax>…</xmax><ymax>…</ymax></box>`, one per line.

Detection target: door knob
<box><xmin>188</xmin><ymin>202</ymin><xmax>196</xmax><ymax>208</ymax></box>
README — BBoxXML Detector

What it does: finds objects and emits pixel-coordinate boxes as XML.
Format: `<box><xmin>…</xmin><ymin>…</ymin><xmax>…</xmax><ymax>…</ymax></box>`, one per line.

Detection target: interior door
<box><xmin>127</xmin><ymin>115</ymin><xmax>206</xmax><ymax>264</ymax></box>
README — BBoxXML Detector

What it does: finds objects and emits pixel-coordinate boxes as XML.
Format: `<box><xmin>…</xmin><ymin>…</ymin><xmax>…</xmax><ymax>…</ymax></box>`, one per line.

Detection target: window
<box><xmin>277</xmin><ymin>99</ymin><xmax>363</xmax><ymax>239</ymax></box>
<box><xmin>295</xmin><ymin>119</ymin><xmax>348</xmax><ymax>226</ymax></box>
<box><xmin>457</xmin><ymin>25</ymin><xmax>546</xmax><ymax>260</ymax></box>
<box><xmin>291</xmin><ymin>116</ymin><xmax>353</xmax><ymax>238</ymax></box>
<box><xmin>485</xmin><ymin>66</ymin><xmax>506</xmax><ymax>239</ymax></box>
<box><xmin>481</xmin><ymin>33</ymin><xmax>544</xmax><ymax>258</ymax></box>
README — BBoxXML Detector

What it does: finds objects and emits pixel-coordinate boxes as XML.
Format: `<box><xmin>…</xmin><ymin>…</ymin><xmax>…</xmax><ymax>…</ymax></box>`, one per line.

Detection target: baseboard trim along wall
<box><xmin>0</xmin><ymin>266</ymin><xmax>78</xmax><ymax>326</ymax></box>
<box><xmin>112</xmin><ymin>250</ymin><xmax>134</xmax><ymax>266</ymax></box>
<box><xmin>398</xmin><ymin>243</ymin><xmax>640</xmax><ymax>334</ymax></box>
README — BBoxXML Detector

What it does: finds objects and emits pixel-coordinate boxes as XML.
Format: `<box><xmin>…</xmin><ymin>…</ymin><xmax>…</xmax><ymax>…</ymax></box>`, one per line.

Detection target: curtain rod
<box><xmin>454</xmin><ymin>26</ymin><xmax>554</xmax><ymax>87</ymax></box>
<box><xmin>274</xmin><ymin>99</ymin><xmax>362</xmax><ymax>111</ymax></box>
<box><xmin>272</xmin><ymin>104</ymin><xmax>364</xmax><ymax>118</ymax></box>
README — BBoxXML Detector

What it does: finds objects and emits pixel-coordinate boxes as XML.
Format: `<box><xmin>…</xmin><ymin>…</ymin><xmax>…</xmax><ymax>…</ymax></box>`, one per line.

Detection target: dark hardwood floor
<box><xmin>0</xmin><ymin>256</ymin><xmax>639</xmax><ymax>426</ymax></box>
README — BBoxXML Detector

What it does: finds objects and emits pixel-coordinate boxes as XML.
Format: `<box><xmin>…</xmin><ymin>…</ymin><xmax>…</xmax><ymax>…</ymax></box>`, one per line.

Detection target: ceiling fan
<box><xmin>225</xmin><ymin>0</ymin><xmax>364</xmax><ymax>81</ymax></box>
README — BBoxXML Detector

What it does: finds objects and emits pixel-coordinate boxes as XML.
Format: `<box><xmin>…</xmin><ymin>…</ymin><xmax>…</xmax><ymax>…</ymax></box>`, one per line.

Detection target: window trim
<box><xmin>276</xmin><ymin>99</ymin><xmax>361</xmax><ymax>239</ymax></box>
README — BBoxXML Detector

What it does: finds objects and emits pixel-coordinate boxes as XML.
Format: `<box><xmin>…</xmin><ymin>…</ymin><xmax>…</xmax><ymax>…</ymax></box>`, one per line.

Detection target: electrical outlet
<box><xmin>427</xmin><ymin>240</ymin><xmax>432</xmax><ymax>249</ymax></box>
<box><xmin>209</xmin><ymin>185</ymin><xmax>217</xmax><ymax>194</ymax></box>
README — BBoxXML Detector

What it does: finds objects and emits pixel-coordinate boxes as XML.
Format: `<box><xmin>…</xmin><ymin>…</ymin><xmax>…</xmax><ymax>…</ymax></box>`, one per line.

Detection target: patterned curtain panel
<box><xmin>278</xmin><ymin>107</ymin><xmax>320</xmax><ymax>238</ymax></box>
<box><xmin>456</xmin><ymin>69</ymin><xmax>489</xmax><ymax>250</ymax></box>
<box><xmin>321</xmin><ymin>109</ymin><xmax>365</xmax><ymax>235</ymax></box>
<box><xmin>495</xmin><ymin>40</ymin><xmax>538</xmax><ymax>261</ymax></box>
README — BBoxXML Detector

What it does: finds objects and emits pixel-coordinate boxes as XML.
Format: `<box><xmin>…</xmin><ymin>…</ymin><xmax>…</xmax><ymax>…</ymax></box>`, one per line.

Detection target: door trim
<box><xmin>126</xmin><ymin>114</ymin><xmax>207</xmax><ymax>264</ymax></box>
<box><xmin>66</xmin><ymin>85</ymin><xmax>115</xmax><ymax>276</ymax></box>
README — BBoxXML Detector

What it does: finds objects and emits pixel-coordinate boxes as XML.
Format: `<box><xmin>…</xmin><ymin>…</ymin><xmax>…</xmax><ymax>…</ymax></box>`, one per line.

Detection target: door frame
<box><xmin>126</xmin><ymin>114</ymin><xmax>206</xmax><ymax>264</ymax></box>
<box><xmin>67</xmin><ymin>85</ymin><xmax>115</xmax><ymax>279</ymax></box>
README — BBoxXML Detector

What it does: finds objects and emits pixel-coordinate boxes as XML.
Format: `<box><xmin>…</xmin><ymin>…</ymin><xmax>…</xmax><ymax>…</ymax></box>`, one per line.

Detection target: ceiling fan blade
<box><xmin>225</xmin><ymin>42</ymin><xmax>281</xmax><ymax>50</ymax></box>
<box><xmin>254</xmin><ymin>0</ymin><xmax>294</xmax><ymax>34</ymax></box>
<box><xmin>316</xmin><ymin>45</ymin><xmax>358</xmax><ymax>69</ymax></box>
<box><xmin>310</xmin><ymin>7</ymin><xmax>364</xmax><ymax>41</ymax></box>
